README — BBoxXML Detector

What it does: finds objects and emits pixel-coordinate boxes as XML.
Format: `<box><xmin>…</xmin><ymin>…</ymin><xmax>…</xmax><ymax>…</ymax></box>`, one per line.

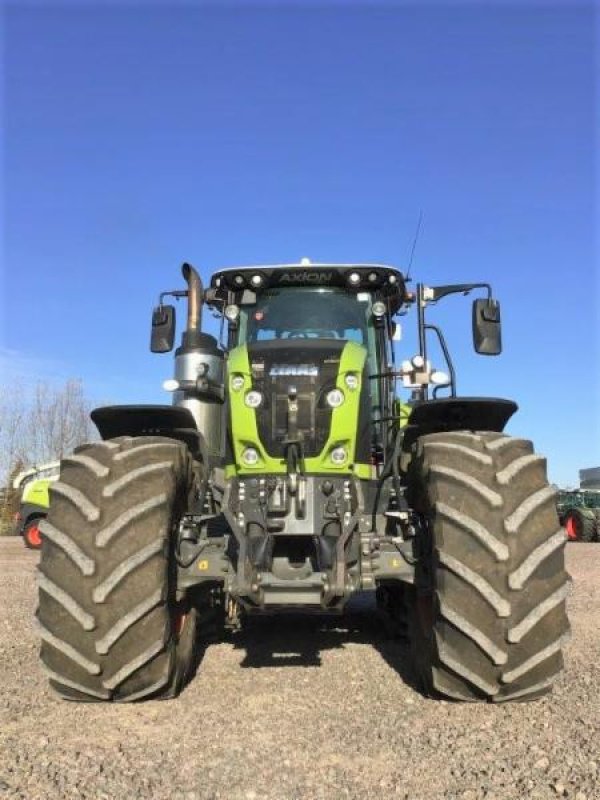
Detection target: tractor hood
<box><xmin>247</xmin><ymin>339</ymin><xmax>346</xmax><ymax>459</ymax></box>
<box><xmin>226</xmin><ymin>339</ymin><xmax>370</xmax><ymax>475</ymax></box>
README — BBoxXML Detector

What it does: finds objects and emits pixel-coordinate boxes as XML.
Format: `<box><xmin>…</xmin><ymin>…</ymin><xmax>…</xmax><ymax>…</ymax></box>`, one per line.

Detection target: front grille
<box><xmin>273</xmin><ymin>390</ymin><xmax>315</xmax><ymax>440</ymax></box>
<box><xmin>248</xmin><ymin>340</ymin><xmax>345</xmax><ymax>458</ymax></box>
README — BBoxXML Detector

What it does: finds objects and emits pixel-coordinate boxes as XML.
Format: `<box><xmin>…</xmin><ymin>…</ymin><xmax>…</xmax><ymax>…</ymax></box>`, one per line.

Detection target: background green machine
<box><xmin>557</xmin><ymin>489</ymin><xmax>600</xmax><ymax>542</ymax></box>
<box><xmin>13</xmin><ymin>462</ymin><xmax>59</xmax><ymax>549</ymax></box>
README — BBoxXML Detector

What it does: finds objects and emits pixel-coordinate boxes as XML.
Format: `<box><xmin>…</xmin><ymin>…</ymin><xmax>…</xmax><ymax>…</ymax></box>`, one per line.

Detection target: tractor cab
<box><xmin>209</xmin><ymin>263</ymin><xmax>407</xmax><ymax>482</ymax></box>
<box><xmin>210</xmin><ymin>262</ymin><xmax>405</xmax><ymax>340</ymax></box>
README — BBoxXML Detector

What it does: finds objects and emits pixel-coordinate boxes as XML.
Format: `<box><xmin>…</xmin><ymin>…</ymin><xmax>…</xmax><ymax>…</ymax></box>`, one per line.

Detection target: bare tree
<box><xmin>0</xmin><ymin>382</ymin><xmax>26</xmax><ymax>483</ymax></box>
<box><xmin>0</xmin><ymin>384</ymin><xmax>27</xmax><ymax>531</ymax></box>
<box><xmin>0</xmin><ymin>379</ymin><xmax>96</xmax><ymax>532</ymax></box>
<box><xmin>22</xmin><ymin>380</ymin><xmax>95</xmax><ymax>464</ymax></box>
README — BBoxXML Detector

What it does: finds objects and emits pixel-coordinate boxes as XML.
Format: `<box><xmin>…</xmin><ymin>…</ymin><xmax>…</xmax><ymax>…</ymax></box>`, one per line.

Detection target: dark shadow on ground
<box><xmin>219</xmin><ymin>592</ymin><xmax>423</xmax><ymax>695</ymax></box>
<box><xmin>232</xmin><ymin>613</ymin><xmax>372</xmax><ymax>667</ymax></box>
<box><xmin>372</xmin><ymin>634</ymin><xmax>423</xmax><ymax>695</ymax></box>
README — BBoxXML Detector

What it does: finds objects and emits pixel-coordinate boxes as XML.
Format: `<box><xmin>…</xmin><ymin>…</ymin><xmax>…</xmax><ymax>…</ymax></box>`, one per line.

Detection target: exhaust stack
<box><xmin>173</xmin><ymin>262</ymin><xmax>224</xmax><ymax>460</ymax></box>
<box><xmin>181</xmin><ymin>262</ymin><xmax>203</xmax><ymax>336</ymax></box>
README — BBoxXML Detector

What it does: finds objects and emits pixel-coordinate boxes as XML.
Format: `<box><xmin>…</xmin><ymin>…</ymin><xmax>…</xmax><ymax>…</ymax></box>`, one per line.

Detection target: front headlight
<box><xmin>231</xmin><ymin>374</ymin><xmax>245</xmax><ymax>391</ymax></box>
<box><xmin>326</xmin><ymin>388</ymin><xmax>345</xmax><ymax>408</ymax></box>
<box><xmin>242</xmin><ymin>447</ymin><xmax>259</xmax><ymax>465</ymax></box>
<box><xmin>244</xmin><ymin>390</ymin><xmax>263</xmax><ymax>408</ymax></box>
<box><xmin>330</xmin><ymin>446</ymin><xmax>347</xmax><ymax>465</ymax></box>
<box><xmin>225</xmin><ymin>304</ymin><xmax>240</xmax><ymax>322</ymax></box>
<box><xmin>344</xmin><ymin>373</ymin><xmax>359</xmax><ymax>390</ymax></box>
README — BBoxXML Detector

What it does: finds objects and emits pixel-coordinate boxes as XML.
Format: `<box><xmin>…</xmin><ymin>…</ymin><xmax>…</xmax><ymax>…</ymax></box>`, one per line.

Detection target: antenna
<box><xmin>405</xmin><ymin>210</ymin><xmax>423</xmax><ymax>283</ymax></box>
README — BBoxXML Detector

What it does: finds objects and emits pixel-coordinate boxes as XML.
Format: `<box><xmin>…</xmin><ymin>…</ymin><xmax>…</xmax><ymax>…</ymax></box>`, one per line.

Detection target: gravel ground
<box><xmin>0</xmin><ymin>537</ymin><xmax>598</xmax><ymax>800</ymax></box>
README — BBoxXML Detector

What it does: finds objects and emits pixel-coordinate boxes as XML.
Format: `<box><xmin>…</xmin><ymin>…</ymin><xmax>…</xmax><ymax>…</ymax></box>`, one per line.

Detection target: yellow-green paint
<box><xmin>352</xmin><ymin>462</ymin><xmax>372</xmax><ymax>480</ymax></box>
<box><xmin>304</xmin><ymin>341</ymin><xmax>367</xmax><ymax>474</ymax></box>
<box><xmin>22</xmin><ymin>478</ymin><xmax>52</xmax><ymax>509</ymax></box>
<box><xmin>227</xmin><ymin>341</ymin><xmax>368</xmax><ymax>477</ymax></box>
<box><xmin>227</xmin><ymin>345</ymin><xmax>283</xmax><ymax>474</ymax></box>
<box><xmin>394</xmin><ymin>398</ymin><xmax>412</xmax><ymax>428</ymax></box>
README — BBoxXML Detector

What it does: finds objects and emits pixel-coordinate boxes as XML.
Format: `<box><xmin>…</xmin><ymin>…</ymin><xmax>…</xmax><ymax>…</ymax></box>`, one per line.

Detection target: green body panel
<box><xmin>227</xmin><ymin>341</ymin><xmax>369</xmax><ymax>477</ymax></box>
<box><xmin>227</xmin><ymin>344</ymin><xmax>283</xmax><ymax>474</ymax></box>
<box><xmin>21</xmin><ymin>478</ymin><xmax>52</xmax><ymax>509</ymax></box>
<box><xmin>395</xmin><ymin>398</ymin><xmax>412</xmax><ymax>428</ymax></box>
<box><xmin>304</xmin><ymin>341</ymin><xmax>367</xmax><ymax>474</ymax></box>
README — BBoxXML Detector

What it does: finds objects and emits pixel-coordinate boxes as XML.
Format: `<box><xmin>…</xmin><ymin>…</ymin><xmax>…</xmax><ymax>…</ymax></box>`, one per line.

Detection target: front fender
<box><xmin>91</xmin><ymin>405</ymin><xmax>207</xmax><ymax>461</ymax></box>
<box><xmin>16</xmin><ymin>503</ymin><xmax>48</xmax><ymax>535</ymax></box>
<box><xmin>401</xmin><ymin>397</ymin><xmax>518</xmax><ymax>452</ymax></box>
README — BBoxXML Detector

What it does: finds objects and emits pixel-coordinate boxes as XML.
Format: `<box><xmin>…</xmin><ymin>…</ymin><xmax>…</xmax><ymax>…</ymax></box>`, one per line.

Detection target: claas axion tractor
<box><xmin>37</xmin><ymin>260</ymin><xmax>570</xmax><ymax>703</ymax></box>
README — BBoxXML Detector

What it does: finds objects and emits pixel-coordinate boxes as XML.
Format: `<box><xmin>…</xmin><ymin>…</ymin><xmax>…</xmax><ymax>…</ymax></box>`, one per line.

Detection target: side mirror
<box><xmin>472</xmin><ymin>298</ymin><xmax>502</xmax><ymax>355</ymax></box>
<box><xmin>150</xmin><ymin>305</ymin><xmax>176</xmax><ymax>353</ymax></box>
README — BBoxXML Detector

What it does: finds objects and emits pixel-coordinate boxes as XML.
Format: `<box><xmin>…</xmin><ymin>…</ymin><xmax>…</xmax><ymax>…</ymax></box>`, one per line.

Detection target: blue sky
<box><xmin>2</xmin><ymin>0</ymin><xmax>598</xmax><ymax>486</ymax></box>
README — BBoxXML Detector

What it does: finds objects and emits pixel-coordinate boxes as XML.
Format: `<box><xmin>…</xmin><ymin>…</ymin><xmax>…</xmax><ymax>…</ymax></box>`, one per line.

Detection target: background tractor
<box><xmin>557</xmin><ymin>490</ymin><xmax>600</xmax><ymax>542</ymax></box>
<box><xmin>13</xmin><ymin>462</ymin><xmax>60</xmax><ymax>549</ymax></box>
<box><xmin>37</xmin><ymin>260</ymin><xmax>570</xmax><ymax>703</ymax></box>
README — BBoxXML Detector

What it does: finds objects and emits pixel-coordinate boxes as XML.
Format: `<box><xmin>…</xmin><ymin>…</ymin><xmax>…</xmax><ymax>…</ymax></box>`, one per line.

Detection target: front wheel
<box><xmin>38</xmin><ymin>436</ymin><xmax>202</xmax><ymax>702</ymax></box>
<box><xmin>23</xmin><ymin>518</ymin><xmax>44</xmax><ymax>550</ymax></box>
<box><xmin>406</xmin><ymin>431</ymin><xmax>571</xmax><ymax>703</ymax></box>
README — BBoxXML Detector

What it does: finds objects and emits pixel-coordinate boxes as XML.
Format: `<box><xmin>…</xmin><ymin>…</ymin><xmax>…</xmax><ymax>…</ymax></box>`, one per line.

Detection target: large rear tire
<box><xmin>37</xmin><ymin>436</ymin><xmax>200</xmax><ymax>702</ymax></box>
<box><xmin>406</xmin><ymin>431</ymin><xmax>570</xmax><ymax>703</ymax></box>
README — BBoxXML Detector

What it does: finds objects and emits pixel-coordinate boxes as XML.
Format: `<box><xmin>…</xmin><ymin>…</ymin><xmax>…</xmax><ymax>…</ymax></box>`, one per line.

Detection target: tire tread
<box><xmin>407</xmin><ymin>430</ymin><xmax>570</xmax><ymax>703</ymax></box>
<box><xmin>38</xmin><ymin>436</ymin><xmax>198</xmax><ymax>702</ymax></box>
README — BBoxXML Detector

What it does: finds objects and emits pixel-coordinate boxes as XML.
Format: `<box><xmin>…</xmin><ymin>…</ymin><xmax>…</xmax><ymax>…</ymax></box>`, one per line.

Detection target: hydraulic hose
<box><xmin>371</xmin><ymin>426</ymin><xmax>405</xmax><ymax>532</ymax></box>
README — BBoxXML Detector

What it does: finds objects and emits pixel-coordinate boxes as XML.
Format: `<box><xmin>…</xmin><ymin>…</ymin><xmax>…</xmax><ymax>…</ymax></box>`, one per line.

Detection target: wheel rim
<box><xmin>25</xmin><ymin>522</ymin><xmax>42</xmax><ymax>547</ymax></box>
<box><xmin>565</xmin><ymin>516</ymin><xmax>578</xmax><ymax>540</ymax></box>
<box><xmin>172</xmin><ymin>602</ymin><xmax>188</xmax><ymax>639</ymax></box>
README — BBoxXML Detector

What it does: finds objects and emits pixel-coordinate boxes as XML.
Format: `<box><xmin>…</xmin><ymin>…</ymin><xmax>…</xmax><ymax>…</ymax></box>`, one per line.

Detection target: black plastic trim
<box><xmin>91</xmin><ymin>405</ymin><xmax>206</xmax><ymax>460</ymax></box>
<box><xmin>402</xmin><ymin>397</ymin><xmax>517</xmax><ymax>449</ymax></box>
<box><xmin>16</xmin><ymin>503</ymin><xmax>48</xmax><ymax>535</ymax></box>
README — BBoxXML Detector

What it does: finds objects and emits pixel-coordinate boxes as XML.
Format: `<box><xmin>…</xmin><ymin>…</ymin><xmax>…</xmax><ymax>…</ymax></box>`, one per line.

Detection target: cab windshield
<box><xmin>238</xmin><ymin>287</ymin><xmax>371</xmax><ymax>344</ymax></box>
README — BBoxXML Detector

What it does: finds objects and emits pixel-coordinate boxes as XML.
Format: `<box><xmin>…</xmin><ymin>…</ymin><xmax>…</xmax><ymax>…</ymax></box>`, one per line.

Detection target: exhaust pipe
<box><xmin>182</xmin><ymin>262</ymin><xmax>203</xmax><ymax>332</ymax></box>
<box><xmin>173</xmin><ymin>262</ymin><xmax>225</xmax><ymax>459</ymax></box>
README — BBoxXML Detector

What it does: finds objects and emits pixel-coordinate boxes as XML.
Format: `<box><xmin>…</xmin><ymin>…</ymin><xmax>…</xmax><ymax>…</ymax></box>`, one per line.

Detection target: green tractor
<box><xmin>13</xmin><ymin>462</ymin><xmax>60</xmax><ymax>549</ymax></box>
<box><xmin>557</xmin><ymin>490</ymin><xmax>600</xmax><ymax>542</ymax></box>
<box><xmin>37</xmin><ymin>261</ymin><xmax>570</xmax><ymax>703</ymax></box>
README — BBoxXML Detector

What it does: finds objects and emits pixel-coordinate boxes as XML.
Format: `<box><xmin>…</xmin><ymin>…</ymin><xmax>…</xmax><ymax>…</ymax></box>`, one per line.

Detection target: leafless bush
<box><xmin>23</xmin><ymin>380</ymin><xmax>95</xmax><ymax>465</ymax></box>
<box><xmin>0</xmin><ymin>380</ymin><xmax>96</xmax><ymax>532</ymax></box>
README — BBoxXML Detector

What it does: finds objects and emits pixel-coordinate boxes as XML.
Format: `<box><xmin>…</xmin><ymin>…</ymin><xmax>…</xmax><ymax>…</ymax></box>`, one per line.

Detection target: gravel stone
<box><xmin>0</xmin><ymin>538</ymin><xmax>599</xmax><ymax>799</ymax></box>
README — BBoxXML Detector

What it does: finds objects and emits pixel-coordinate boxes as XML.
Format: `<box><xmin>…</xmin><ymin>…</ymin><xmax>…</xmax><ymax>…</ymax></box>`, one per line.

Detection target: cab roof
<box><xmin>209</xmin><ymin>261</ymin><xmax>407</xmax><ymax>310</ymax></box>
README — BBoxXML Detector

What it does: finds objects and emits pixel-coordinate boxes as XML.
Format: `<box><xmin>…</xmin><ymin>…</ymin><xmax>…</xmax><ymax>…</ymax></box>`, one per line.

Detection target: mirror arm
<box><xmin>159</xmin><ymin>289</ymin><xmax>187</xmax><ymax>306</ymax></box>
<box><xmin>432</xmin><ymin>385</ymin><xmax>448</xmax><ymax>399</ymax></box>
<box><xmin>429</xmin><ymin>283</ymin><xmax>492</xmax><ymax>302</ymax></box>
<box><xmin>416</xmin><ymin>284</ymin><xmax>428</xmax><ymax>399</ymax></box>
<box><xmin>424</xmin><ymin>323</ymin><xmax>456</xmax><ymax>398</ymax></box>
